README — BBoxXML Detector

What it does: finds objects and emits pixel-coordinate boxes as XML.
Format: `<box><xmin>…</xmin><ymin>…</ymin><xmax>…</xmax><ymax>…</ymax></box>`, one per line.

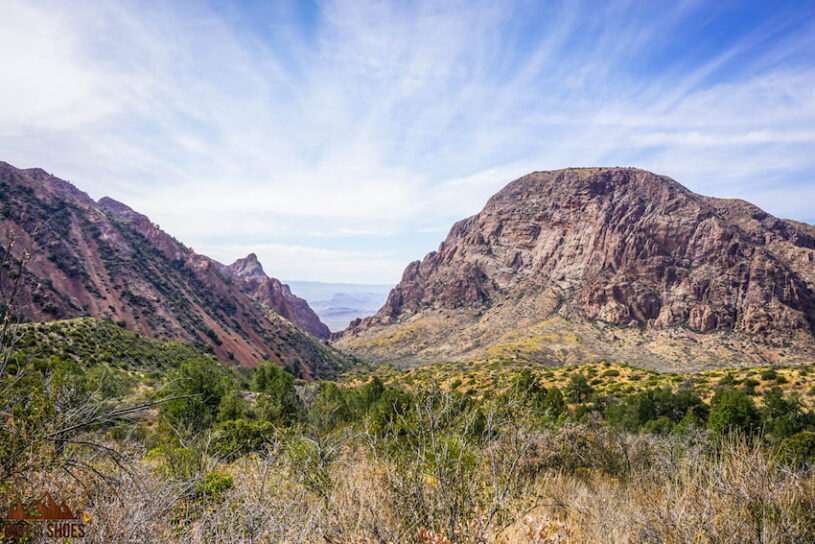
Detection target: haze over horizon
<box><xmin>1</xmin><ymin>0</ymin><xmax>814</xmax><ymax>283</ymax></box>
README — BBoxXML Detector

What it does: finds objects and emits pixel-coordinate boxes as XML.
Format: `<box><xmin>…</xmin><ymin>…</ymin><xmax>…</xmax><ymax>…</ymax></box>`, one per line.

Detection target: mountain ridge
<box><xmin>0</xmin><ymin>161</ymin><xmax>346</xmax><ymax>378</ymax></box>
<box><xmin>336</xmin><ymin>167</ymin><xmax>815</xmax><ymax>371</ymax></box>
<box><xmin>217</xmin><ymin>253</ymin><xmax>331</xmax><ymax>339</ymax></box>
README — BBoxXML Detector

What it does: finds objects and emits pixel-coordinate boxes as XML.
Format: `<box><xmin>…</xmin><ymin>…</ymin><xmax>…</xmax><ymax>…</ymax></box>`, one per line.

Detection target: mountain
<box><xmin>0</xmin><ymin>161</ymin><xmax>349</xmax><ymax>378</ymax></box>
<box><xmin>336</xmin><ymin>167</ymin><xmax>815</xmax><ymax>371</ymax></box>
<box><xmin>284</xmin><ymin>281</ymin><xmax>392</xmax><ymax>332</ymax></box>
<box><xmin>217</xmin><ymin>254</ymin><xmax>330</xmax><ymax>339</ymax></box>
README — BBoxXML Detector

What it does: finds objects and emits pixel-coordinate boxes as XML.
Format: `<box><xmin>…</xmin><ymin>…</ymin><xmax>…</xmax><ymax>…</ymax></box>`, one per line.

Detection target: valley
<box><xmin>2</xmin><ymin>163</ymin><xmax>815</xmax><ymax>544</ymax></box>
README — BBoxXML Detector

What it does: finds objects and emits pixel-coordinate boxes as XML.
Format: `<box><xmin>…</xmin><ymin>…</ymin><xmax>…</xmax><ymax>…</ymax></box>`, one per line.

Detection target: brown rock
<box><xmin>337</xmin><ymin>167</ymin><xmax>815</xmax><ymax>370</ymax></box>
<box><xmin>220</xmin><ymin>253</ymin><xmax>331</xmax><ymax>339</ymax></box>
<box><xmin>0</xmin><ymin>161</ymin><xmax>347</xmax><ymax>377</ymax></box>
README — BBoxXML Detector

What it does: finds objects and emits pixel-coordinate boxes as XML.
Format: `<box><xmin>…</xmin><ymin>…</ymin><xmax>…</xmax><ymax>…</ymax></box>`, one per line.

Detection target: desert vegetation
<box><xmin>2</xmin><ymin>340</ymin><xmax>815</xmax><ymax>543</ymax></box>
<box><xmin>3</xmin><ymin>231</ymin><xmax>815</xmax><ymax>543</ymax></box>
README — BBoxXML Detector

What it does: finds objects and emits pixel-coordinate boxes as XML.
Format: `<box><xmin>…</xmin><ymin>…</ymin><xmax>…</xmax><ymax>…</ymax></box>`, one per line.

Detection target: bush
<box><xmin>195</xmin><ymin>471</ymin><xmax>233</xmax><ymax>502</ymax></box>
<box><xmin>160</xmin><ymin>357</ymin><xmax>231</xmax><ymax>433</ymax></box>
<box><xmin>708</xmin><ymin>389</ymin><xmax>761</xmax><ymax>437</ymax></box>
<box><xmin>780</xmin><ymin>431</ymin><xmax>815</xmax><ymax>465</ymax></box>
<box><xmin>212</xmin><ymin>419</ymin><xmax>274</xmax><ymax>461</ymax></box>
<box><xmin>252</xmin><ymin>362</ymin><xmax>303</xmax><ymax>425</ymax></box>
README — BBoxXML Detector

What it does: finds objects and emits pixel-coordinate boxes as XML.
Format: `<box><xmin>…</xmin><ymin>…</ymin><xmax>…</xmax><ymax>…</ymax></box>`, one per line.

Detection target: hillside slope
<box><xmin>337</xmin><ymin>167</ymin><xmax>815</xmax><ymax>371</ymax></box>
<box><xmin>0</xmin><ymin>161</ymin><xmax>349</xmax><ymax>377</ymax></box>
<box><xmin>12</xmin><ymin>317</ymin><xmax>215</xmax><ymax>372</ymax></box>
<box><xmin>217</xmin><ymin>253</ymin><xmax>330</xmax><ymax>339</ymax></box>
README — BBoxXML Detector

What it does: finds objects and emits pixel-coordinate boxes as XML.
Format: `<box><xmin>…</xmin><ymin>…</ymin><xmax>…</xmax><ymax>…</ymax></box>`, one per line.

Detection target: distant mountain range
<box><xmin>284</xmin><ymin>281</ymin><xmax>392</xmax><ymax>332</ymax></box>
<box><xmin>0</xmin><ymin>161</ymin><xmax>349</xmax><ymax>378</ymax></box>
<box><xmin>337</xmin><ymin>167</ymin><xmax>815</xmax><ymax>372</ymax></box>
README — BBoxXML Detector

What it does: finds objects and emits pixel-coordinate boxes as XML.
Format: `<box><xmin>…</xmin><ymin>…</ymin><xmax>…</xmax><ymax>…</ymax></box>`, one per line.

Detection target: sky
<box><xmin>1</xmin><ymin>0</ymin><xmax>814</xmax><ymax>284</ymax></box>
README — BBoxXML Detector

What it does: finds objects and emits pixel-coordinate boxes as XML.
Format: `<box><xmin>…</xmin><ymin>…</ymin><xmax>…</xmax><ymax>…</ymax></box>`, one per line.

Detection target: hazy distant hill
<box><xmin>284</xmin><ymin>281</ymin><xmax>392</xmax><ymax>332</ymax></box>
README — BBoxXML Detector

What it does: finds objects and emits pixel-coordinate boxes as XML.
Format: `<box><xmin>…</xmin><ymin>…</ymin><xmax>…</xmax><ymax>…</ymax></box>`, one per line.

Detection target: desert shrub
<box><xmin>148</xmin><ymin>443</ymin><xmax>207</xmax><ymax>482</ymax></box>
<box><xmin>283</xmin><ymin>433</ymin><xmax>337</xmax><ymax>497</ymax></box>
<box><xmin>605</xmin><ymin>387</ymin><xmax>708</xmax><ymax>432</ymax></box>
<box><xmin>194</xmin><ymin>471</ymin><xmax>233</xmax><ymax>502</ymax></box>
<box><xmin>708</xmin><ymin>389</ymin><xmax>761</xmax><ymax>437</ymax></box>
<box><xmin>310</xmin><ymin>382</ymin><xmax>352</xmax><ymax>431</ymax></box>
<box><xmin>367</xmin><ymin>388</ymin><xmax>413</xmax><ymax>436</ymax></box>
<box><xmin>160</xmin><ymin>357</ymin><xmax>231</xmax><ymax>433</ymax></box>
<box><xmin>779</xmin><ymin>431</ymin><xmax>815</xmax><ymax>465</ymax></box>
<box><xmin>211</xmin><ymin>419</ymin><xmax>275</xmax><ymax>461</ymax></box>
<box><xmin>742</xmin><ymin>378</ymin><xmax>761</xmax><ymax>394</ymax></box>
<box><xmin>718</xmin><ymin>373</ymin><xmax>736</xmax><ymax>385</ymax></box>
<box><xmin>252</xmin><ymin>362</ymin><xmax>303</xmax><ymax>425</ymax></box>
<box><xmin>566</xmin><ymin>374</ymin><xmax>594</xmax><ymax>403</ymax></box>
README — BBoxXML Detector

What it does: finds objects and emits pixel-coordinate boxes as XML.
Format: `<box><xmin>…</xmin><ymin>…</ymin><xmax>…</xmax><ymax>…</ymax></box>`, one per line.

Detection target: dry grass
<box><xmin>6</xmin><ymin>425</ymin><xmax>813</xmax><ymax>544</ymax></box>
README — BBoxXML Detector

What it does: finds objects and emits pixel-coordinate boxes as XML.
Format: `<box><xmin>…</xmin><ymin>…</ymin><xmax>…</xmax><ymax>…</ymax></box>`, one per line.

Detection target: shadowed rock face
<box><xmin>338</xmin><ymin>168</ymin><xmax>815</xmax><ymax>369</ymax></box>
<box><xmin>221</xmin><ymin>253</ymin><xmax>331</xmax><ymax>339</ymax></box>
<box><xmin>0</xmin><ymin>161</ymin><xmax>347</xmax><ymax>378</ymax></box>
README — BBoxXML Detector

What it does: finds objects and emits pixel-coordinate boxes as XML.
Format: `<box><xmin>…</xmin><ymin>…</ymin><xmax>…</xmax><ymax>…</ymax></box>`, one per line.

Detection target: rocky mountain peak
<box><xmin>0</xmin><ymin>161</ymin><xmax>346</xmax><ymax>376</ymax></box>
<box><xmin>228</xmin><ymin>253</ymin><xmax>268</xmax><ymax>283</ymax></box>
<box><xmin>220</xmin><ymin>253</ymin><xmax>331</xmax><ymax>339</ymax></box>
<box><xmin>337</xmin><ymin>167</ymin><xmax>815</xmax><ymax>370</ymax></box>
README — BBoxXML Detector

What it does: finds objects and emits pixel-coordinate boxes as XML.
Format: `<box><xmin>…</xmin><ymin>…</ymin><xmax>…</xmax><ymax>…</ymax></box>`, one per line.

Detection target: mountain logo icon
<box><xmin>5</xmin><ymin>492</ymin><xmax>78</xmax><ymax>521</ymax></box>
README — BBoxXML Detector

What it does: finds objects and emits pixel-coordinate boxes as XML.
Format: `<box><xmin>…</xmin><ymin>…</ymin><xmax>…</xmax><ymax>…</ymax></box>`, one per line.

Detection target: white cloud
<box><xmin>1</xmin><ymin>0</ymin><xmax>814</xmax><ymax>283</ymax></box>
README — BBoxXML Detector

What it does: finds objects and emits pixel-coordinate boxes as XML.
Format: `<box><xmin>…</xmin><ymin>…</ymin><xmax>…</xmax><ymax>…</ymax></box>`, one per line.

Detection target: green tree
<box><xmin>566</xmin><ymin>374</ymin><xmax>594</xmax><ymax>404</ymax></box>
<box><xmin>762</xmin><ymin>387</ymin><xmax>804</xmax><ymax>439</ymax></box>
<box><xmin>311</xmin><ymin>382</ymin><xmax>352</xmax><ymax>431</ymax></box>
<box><xmin>252</xmin><ymin>361</ymin><xmax>303</xmax><ymax>425</ymax></box>
<box><xmin>216</xmin><ymin>388</ymin><xmax>250</xmax><ymax>422</ymax></box>
<box><xmin>161</xmin><ymin>357</ymin><xmax>230</xmax><ymax>433</ymax></box>
<box><xmin>540</xmin><ymin>386</ymin><xmax>566</xmax><ymax>417</ymax></box>
<box><xmin>707</xmin><ymin>389</ymin><xmax>761</xmax><ymax>436</ymax></box>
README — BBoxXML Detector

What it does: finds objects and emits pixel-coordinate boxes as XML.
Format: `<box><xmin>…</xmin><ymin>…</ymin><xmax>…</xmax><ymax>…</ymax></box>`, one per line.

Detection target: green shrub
<box><xmin>195</xmin><ymin>471</ymin><xmax>233</xmax><ymax>502</ymax></box>
<box><xmin>252</xmin><ymin>362</ymin><xmax>303</xmax><ymax>425</ymax></box>
<box><xmin>212</xmin><ymin>419</ymin><xmax>274</xmax><ymax>461</ymax></box>
<box><xmin>780</xmin><ymin>431</ymin><xmax>815</xmax><ymax>465</ymax></box>
<box><xmin>708</xmin><ymin>389</ymin><xmax>761</xmax><ymax>436</ymax></box>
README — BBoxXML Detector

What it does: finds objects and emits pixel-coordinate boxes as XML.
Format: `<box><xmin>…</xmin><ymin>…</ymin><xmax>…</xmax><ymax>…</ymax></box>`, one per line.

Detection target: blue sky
<box><xmin>1</xmin><ymin>0</ymin><xmax>814</xmax><ymax>284</ymax></box>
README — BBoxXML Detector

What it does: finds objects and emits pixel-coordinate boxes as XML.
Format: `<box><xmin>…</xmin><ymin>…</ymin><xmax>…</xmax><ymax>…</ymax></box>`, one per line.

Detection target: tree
<box><xmin>252</xmin><ymin>361</ymin><xmax>303</xmax><ymax>425</ymax></box>
<box><xmin>161</xmin><ymin>357</ymin><xmax>230</xmax><ymax>433</ymax></box>
<box><xmin>762</xmin><ymin>387</ymin><xmax>804</xmax><ymax>439</ymax></box>
<box><xmin>566</xmin><ymin>374</ymin><xmax>594</xmax><ymax>404</ymax></box>
<box><xmin>780</xmin><ymin>431</ymin><xmax>815</xmax><ymax>465</ymax></box>
<box><xmin>541</xmin><ymin>386</ymin><xmax>566</xmax><ymax>417</ymax></box>
<box><xmin>216</xmin><ymin>388</ymin><xmax>250</xmax><ymax>422</ymax></box>
<box><xmin>310</xmin><ymin>382</ymin><xmax>352</xmax><ymax>431</ymax></box>
<box><xmin>708</xmin><ymin>389</ymin><xmax>761</xmax><ymax>436</ymax></box>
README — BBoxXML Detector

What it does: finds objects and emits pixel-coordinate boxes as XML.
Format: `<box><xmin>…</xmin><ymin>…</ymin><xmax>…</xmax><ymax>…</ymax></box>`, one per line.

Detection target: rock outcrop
<box><xmin>337</xmin><ymin>168</ymin><xmax>815</xmax><ymax>370</ymax></box>
<box><xmin>0</xmin><ymin>161</ymin><xmax>348</xmax><ymax>377</ymax></box>
<box><xmin>220</xmin><ymin>253</ymin><xmax>331</xmax><ymax>339</ymax></box>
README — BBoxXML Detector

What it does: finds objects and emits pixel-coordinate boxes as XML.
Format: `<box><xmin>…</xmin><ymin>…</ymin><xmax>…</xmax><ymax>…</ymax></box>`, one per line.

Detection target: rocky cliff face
<box><xmin>220</xmin><ymin>253</ymin><xmax>331</xmax><ymax>339</ymax></box>
<box><xmin>337</xmin><ymin>168</ymin><xmax>815</xmax><ymax>371</ymax></box>
<box><xmin>0</xmin><ymin>161</ymin><xmax>348</xmax><ymax>378</ymax></box>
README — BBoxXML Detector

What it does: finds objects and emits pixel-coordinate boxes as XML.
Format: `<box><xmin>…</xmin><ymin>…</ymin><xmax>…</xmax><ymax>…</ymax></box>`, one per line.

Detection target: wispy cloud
<box><xmin>1</xmin><ymin>0</ymin><xmax>813</xmax><ymax>283</ymax></box>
